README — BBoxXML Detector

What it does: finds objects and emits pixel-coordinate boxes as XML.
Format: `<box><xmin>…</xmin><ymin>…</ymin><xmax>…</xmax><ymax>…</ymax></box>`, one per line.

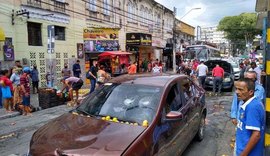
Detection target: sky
<box><xmin>155</xmin><ymin>0</ymin><xmax>257</xmax><ymax>28</ymax></box>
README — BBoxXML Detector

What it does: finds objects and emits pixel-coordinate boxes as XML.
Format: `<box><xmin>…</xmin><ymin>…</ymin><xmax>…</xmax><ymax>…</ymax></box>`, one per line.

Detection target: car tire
<box><xmin>196</xmin><ymin>115</ymin><xmax>206</xmax><ymax>142</ymax></box>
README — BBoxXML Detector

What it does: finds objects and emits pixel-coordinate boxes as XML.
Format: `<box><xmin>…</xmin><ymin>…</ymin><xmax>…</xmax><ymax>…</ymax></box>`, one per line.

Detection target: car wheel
<box><xmin>196</xmin><ymin>115</ymin><xmax>205</xmax><ymax>141</ymax></box>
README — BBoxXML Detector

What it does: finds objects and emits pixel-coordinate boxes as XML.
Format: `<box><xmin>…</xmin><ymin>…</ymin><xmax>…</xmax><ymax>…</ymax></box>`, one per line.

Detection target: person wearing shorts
<box><xmin>20</xmin><ymin>67</ymin><xmax>32</xmax><ymax>116</ymax></box>
<box><xmin>61</xmin><ymin>76</ymin><xmax>83</xmax><ymax>106</ymax></box>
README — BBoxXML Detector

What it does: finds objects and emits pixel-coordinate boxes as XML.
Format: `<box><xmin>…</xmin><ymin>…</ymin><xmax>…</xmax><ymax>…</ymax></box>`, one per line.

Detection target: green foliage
<box><xmin>217</xmin><ymin>13</ymin><xmax>261</xmax><ymax>54</ymax></box>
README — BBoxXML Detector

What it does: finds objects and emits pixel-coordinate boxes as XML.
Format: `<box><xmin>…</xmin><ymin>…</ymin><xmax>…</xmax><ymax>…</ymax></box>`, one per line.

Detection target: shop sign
<box><xmin>83</xmin><ymin>28</ymin><xmax>120</xmax><ymax>52</ymax></box>
<box><xmin>84</xmin><ymin>40</ymin><xmax>119</xmax><ymax>52</ymax></box>
<box><xmin>3</xmin><ymin>37</ymin><xmax>14</xmax><ymax>61</ymax></box>
<box><xmin>126</xmin><ymin>33</ymin><xmax>141</xmax><ymax>45</ymax></box>
<box><xmin>83</xmin><ymin>28</ymin><xmax>119</xmax><ymax>40</ymax></box>
<box><xmin>126</xmin><ymin>33</ymin><xmax>152</xmax><ymax>46</ymax></box>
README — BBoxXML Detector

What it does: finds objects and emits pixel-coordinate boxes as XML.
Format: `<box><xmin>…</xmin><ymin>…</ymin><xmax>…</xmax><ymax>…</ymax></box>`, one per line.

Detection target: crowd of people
<box><xmin>0</xmin><ymin>61</ymin><xmax>37</xmax><ymax>116</ymax></box>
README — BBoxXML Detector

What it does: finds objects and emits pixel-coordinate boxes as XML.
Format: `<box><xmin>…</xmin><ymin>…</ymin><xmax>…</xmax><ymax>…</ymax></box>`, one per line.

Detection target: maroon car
<box><xmin>28</xmin><ymin>74</ymin><xmax>206</xmax><ymax>156</ymax></box>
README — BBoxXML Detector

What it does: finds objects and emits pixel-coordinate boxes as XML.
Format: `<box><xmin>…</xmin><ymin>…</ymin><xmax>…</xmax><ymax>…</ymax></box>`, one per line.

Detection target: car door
<box><xmin>180</xmin><ymin>78</ymin><xmax>201</xmax><ymax>139</ymax></box>
<box><xmin>155</xmin><ymin>82</ymin><xmax>189</xmax><ymax>156</ymax></box>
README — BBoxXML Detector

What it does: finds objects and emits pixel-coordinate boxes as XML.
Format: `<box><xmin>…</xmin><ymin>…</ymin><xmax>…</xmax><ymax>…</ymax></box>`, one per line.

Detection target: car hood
<box><xmin>205</xmin><ymin>60</ymin><xmax>232</xmax><ymax>73</ymax></box>
<box><xmin>29</xmin><ymin>113</ymin><xmax>145</xmax><ymax>156</ymax></box>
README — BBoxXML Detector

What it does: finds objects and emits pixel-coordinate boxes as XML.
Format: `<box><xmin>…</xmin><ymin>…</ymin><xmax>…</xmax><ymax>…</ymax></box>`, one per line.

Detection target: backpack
<box><xmin>86</xmin><ymin>69</ymin><xmax>91</xmax><ymax>79</ymax></box>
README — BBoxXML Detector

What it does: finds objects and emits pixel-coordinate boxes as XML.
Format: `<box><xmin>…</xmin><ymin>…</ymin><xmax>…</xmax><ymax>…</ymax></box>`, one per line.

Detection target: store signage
<box><xmin>84</xmin><ymin>28</ymin><xmax>120</xmax><ymax>53</ymax></box>
<box><xmin>126</xmin><ymin>33</ymin><xmax>152</xmax><ymax>46</ymax></box>
<box><xmin>3</xmin><ymin>37</ymin><xmax>14</xmax><ymax>61</ymax></box>
<box><xmin>83</xmin><ymin>28</ymin><xmax>119</xmax><ymax>40</ymax></box>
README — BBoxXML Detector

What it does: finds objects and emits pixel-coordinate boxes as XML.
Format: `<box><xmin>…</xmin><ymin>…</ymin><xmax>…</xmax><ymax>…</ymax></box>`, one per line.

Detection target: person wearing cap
<box><xmin>30</xmin><ymin>65</ymin><xmax>39</xmax><ymax>94</ymax></box>
<box><xmin>60</xmin><ymin>76</ymin><xmax>83</xmax><ymax>106</ymax></box>
<box><xmin>20</xmin><ymin>67</ymin><xmax>32</xmax><ymax>116</ymax></box>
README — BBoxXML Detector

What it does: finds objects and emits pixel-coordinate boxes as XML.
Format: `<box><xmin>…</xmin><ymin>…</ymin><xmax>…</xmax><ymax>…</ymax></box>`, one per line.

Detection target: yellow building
<box><xmin>0</xmin><ymin>0</ymin><xmax>86</xmax><ymax>87</ymax></box>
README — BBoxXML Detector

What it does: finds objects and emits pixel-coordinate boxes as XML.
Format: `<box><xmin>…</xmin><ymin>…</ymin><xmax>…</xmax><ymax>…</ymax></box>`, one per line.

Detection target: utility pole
<box><xmin>172</xmin><ymin>7</ymin><xmax>177</xmax><ymax>73</ymax></box>
<box><xmin>265</xmin><ymin>9</ymin><xmax>270</xmax><ymax>156</ymax></box>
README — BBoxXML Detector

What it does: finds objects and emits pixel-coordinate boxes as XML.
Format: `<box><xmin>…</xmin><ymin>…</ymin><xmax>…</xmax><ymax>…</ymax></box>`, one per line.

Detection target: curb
<box><xmin>0</xmin><ymin>106</ymin><xmax>43</xmax><ymax>120</ymax></box>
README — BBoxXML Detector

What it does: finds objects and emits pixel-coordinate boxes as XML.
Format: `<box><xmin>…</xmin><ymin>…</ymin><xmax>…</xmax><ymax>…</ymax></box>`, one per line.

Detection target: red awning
<box><xmin>98</xmin><ymin>51</ymin><xmax>132</xmax><ymax>57</ymax></box>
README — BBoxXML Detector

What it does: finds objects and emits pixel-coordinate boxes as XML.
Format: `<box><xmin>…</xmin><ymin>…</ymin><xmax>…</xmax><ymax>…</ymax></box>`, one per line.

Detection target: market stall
<box><xmin>98</xmin><ymin>51</ymin><xmax>131</xmax><ymax>77</ymax></box>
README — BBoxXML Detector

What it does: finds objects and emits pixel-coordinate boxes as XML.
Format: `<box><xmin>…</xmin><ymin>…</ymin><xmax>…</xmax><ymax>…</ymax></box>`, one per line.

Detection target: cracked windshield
<box><xmin>0</xmin><ymin>0</ymin><xmax>269</xmax><ymax>156</ymax></box>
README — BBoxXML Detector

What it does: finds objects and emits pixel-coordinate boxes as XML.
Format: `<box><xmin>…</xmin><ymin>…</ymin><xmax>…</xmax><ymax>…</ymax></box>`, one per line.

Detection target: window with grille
<box><xmin>54</xmin><ymin>1</ymin><xmax>65</xmax><ymax>13</ymax></box>
<box><xmin>55</xmin><ymin>26</ymin><xmax>65</xmax><ymax>40</ymax></box>
<box><xmin>89</xmin><ymin>0</ymin><xmax>96</xmax><ymax>12</ymax></box>
<box><xmin>27</xmin><ymin>22</ymin><xmax>42</xmax><ymax>46</ymax></box>
<box><xmin>103</xmin><ymin>0</ymin><xmax>110</xmax><ymax>15</ymax></box>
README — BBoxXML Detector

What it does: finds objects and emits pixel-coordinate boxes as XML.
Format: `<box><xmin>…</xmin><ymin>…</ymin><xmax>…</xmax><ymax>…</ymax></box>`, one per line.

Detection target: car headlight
<box><xmin>223</xmin><ymin>77</ymin><xmax>231</xmax><ymax>82</ymax></box>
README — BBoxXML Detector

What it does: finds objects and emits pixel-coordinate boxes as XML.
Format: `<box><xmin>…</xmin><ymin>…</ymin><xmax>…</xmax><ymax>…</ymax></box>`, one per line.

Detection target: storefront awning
<box><xmin>98</xmin><ymin>51</ymin><xmax>132</xmax><ymax>57</ymax></box>
<box><xmin>0</xmin><ymin>27</ymin><xmax>5</xmax><ymax>41</ymax></box>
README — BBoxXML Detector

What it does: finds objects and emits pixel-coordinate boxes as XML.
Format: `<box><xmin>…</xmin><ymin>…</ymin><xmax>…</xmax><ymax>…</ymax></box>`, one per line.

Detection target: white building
<box><xmin>201</xmin><ymin>26</ymin><xmax>229</xmax><ymax>53</ymax></box>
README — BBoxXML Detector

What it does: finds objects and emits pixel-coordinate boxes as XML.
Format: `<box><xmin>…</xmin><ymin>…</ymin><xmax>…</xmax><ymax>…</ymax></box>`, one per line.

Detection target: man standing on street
<box><xmin>212</xmin><ymin>64</ymin><xmax>224</xmax><ymax>95</ymax></box>
<box><xmin>231</xmin><ymin>71</ymin><xmax>265</xmax><ymax>125</ymax></box>
<box><xmin>196</xmin><ymin>61</ymin><xmax>208</xmax><ymax>88</ymax></box>
<box><xmin>128</xmin><ymin>62</ymin><xmax>137</xmax><ymax>74</ymax></box>
<box><xmin>20</xmin><ymin>67</ymin><xmax>32</xmax><ymax>116</ymax></box>
<box><xmin>30</xmin><ymin>65</ymin><xmax>39</xmax><ymax>94</ymax></box>
<box><xmin>61</xmin><ymin>63</ymin><xmax>71</xmax><ymax>79</ymax></box>
<box><xmin>234</xmin><ymin>78</ymin><xmax>265</xmax><ymax>156</ymax></box>
<box><xmin>250</xmin><ymin>62</ymin><xmax>261</xmax><ymax>84</ymax></box>
<box><xmin>88</xmin><ymin>60</ymin><xmax>98</xmax><ymax>93</ymax></box>
<box><xmin>73</xmin><ymin>60</ymin><xmax>81</xmax><ymax>78</ymax></box>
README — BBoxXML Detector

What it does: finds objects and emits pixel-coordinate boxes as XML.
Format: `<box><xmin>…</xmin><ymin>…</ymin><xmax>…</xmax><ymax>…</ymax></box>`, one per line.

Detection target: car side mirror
<box><xmin>165</xmin><ymin>111</ymin><xmax>183</xmax><ymax>122</ymax></box>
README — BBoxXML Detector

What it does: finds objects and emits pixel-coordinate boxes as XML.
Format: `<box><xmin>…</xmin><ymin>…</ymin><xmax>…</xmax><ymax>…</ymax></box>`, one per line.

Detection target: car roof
<box><xmin>108</xmin><ymin>73</ymin><xmax>187</xmax><ymax>87</ymax></box>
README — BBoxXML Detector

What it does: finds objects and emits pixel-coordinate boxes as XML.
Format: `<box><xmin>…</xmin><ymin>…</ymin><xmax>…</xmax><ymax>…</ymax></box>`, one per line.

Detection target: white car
<box><xmin>230</xmin><ymin>62</ymin><xmax>240</xmax><ymax>80</ymax></box>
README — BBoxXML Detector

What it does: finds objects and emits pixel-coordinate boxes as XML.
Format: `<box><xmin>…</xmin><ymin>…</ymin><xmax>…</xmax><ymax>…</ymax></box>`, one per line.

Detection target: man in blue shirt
<box><xmin>235</xmin><ymin>78</ymin><xmax>265</xmax><ymax>156</ymax></box>
<box><xmin>231</xmin><ymin>71</ymin><xmax>265</xmax><ymax>125</ymax></box>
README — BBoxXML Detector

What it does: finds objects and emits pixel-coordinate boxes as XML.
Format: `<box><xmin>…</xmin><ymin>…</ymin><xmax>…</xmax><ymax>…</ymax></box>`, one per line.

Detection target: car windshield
<box><xmin>76</xmin><ymin>83</ymin><xmax>162</xmax><ymax>124</ymax></box>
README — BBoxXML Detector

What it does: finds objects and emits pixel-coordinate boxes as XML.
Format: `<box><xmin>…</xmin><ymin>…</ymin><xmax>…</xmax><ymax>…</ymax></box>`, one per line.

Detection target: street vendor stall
<box><xmin>98</xmin><ymin>51</ymin><xmax>131</xmax><ymax>77</ymax></box>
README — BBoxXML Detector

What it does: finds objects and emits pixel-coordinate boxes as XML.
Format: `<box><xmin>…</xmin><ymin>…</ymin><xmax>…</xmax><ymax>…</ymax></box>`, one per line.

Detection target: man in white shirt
<box><xmin>196</xmin><ymin>61</ymin><xmax>208</xmax><ymax>88</ymax></box>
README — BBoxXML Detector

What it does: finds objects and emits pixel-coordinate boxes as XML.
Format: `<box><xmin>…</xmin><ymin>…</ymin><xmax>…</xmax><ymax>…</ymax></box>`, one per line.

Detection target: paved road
<box><xmin>0</xmin><ymin>92</ymin><xmax>235</xmax><ymax>156</ymax></box>
<box><xmin>183</xmin><ymin>92</ymin><xmax>235</xmax><ymax>156</ymax></box>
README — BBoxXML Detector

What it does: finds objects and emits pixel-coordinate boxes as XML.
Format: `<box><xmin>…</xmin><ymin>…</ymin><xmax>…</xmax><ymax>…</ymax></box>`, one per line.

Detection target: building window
<box><xmin>103</xmin><ymin>0</ymin><xmax>110</xmax><ymax>15</ymax></box>
<box><xmin>55</xmin><ymin>26</ymin><xmax>65</xmax><ymax>40</ymax></box>
<box><xmin>54</xmin><ymin>1</ymin><xmax>65</xmax><ymax>13</ymax></box>
<box><xmin>27</xmin><ymin>0</ymin><xmax>41</xmax><ymax>7</ymax></box>
<box><xmin>145</xmin><ymin>8</ymin><xmax>148</xmax><ymax>24</ymax></box>
<box><xmin>89</xmin><ymin>0</ymin><xmax>96</xmax><ymax>11</ymax></box>
<box><xmin>27</xmin><ymin>22</ymin><xmax>42</xmax><ymax>46</ymax></box>
<box><xmin>140</xmin><ymin>5</ymin><xmax>144</xmax><ymax>23</ymax></box>
<box><xmin>127</xmin><ymin>1</ymin><xmax>133</xmax><ymax>20</ymax></box>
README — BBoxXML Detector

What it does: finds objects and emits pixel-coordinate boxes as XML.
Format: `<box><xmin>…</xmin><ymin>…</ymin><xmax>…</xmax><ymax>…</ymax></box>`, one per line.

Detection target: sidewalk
<box><xmin>0</xmin><ymin>93</ymin><xmax>40</xmax><ymax>120</ymax></box>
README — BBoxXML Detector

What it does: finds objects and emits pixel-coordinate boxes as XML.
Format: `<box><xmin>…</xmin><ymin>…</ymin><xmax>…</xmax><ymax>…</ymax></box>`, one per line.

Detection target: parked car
<box><xmin>230</xmin><ymin>61</ymin><xmax>240</xmax><ymax>80</ymax></box>
<box><xmin>28</xmin><ymin>74</ymin><xmax>206</xmax><ymax>156</ymax></box>
<box><xmin>204</xmin><ymin>60</ymin><xmax>235</xmax><ymax>91</ymax></box>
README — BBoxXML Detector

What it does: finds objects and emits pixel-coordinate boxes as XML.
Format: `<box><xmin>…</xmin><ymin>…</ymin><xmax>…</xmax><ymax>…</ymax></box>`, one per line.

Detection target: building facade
<box><xmin>201</xmin><ymin>26</ymin><xmax>229</xmax><ymax>54</ymax></box>
<box><xmin>0</xmin><ymin>0</ymin><xmax>193</xmax><ymax>87</ymax></box>
<box><xmin>0</xmin><ymin>0</ymin><xmax>86</xmax><ymax>87</ymax></box>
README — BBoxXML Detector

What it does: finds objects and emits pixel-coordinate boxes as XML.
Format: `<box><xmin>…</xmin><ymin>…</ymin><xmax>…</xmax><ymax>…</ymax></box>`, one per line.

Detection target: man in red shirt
<box><xmin>212</xmin><ymin>64</ymin><xmax>224</xmax><ymax>95</ymax></box>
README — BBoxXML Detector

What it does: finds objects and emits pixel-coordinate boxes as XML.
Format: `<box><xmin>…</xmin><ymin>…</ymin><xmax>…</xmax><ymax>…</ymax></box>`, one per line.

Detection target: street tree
<box><xmin>217</xmin><ymin>13</ymin><xmax>261</xmax><ymax>56</ymax></box>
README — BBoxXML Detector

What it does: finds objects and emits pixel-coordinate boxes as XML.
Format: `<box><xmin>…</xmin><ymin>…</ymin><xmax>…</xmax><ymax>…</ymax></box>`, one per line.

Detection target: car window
<box><xmin>165</xmin><ymin>83</ymin><xmax>183</xmax><ymax>113</ymax></box>
<box><xmin>77</xmin><ymin>83</ymin><xmax>162</xmax><ymax>125</ymax></box>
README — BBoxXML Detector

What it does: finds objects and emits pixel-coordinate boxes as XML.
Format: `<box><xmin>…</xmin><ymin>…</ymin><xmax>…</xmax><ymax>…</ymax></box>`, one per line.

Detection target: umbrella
<box><xmin>98</xmin><ymin>51</ymin><xmax>132</xmax><ymax>57</ymax></box>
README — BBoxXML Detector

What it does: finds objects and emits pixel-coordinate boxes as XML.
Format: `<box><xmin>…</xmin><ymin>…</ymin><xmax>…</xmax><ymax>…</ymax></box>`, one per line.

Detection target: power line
<box><xmin>38</xmin><ymin>0</ymin><xmax>174</xmax><ymax>32</ymax></box>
